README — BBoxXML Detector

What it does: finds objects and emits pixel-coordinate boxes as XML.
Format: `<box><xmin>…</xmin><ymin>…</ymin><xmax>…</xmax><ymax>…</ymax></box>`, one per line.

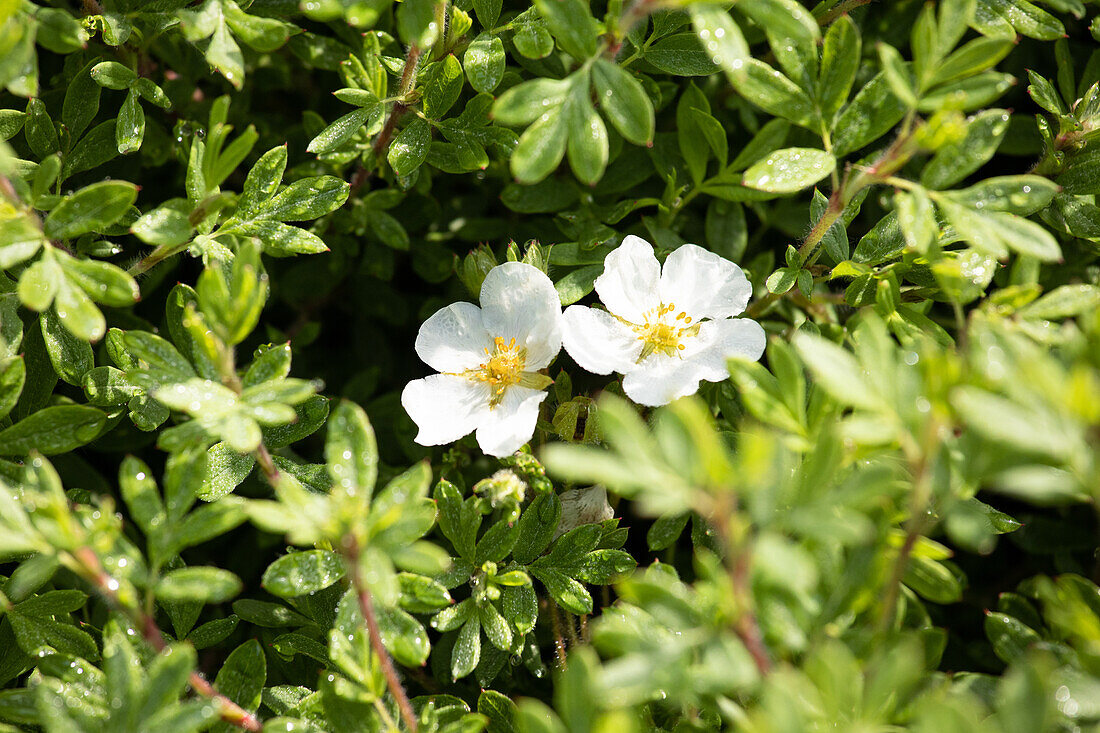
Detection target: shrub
<box><xmin>1</xmin><ymin>0</ymin><xmax>1100</xmax><ymax>730</ymax></box>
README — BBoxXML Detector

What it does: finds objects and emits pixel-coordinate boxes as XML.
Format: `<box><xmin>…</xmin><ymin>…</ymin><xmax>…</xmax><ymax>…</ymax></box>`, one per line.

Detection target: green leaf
<box><xmin>208</xmin><ymin>21</ymin><xmax>245</xmax><ymax>89</ymax></box>
<box><xmin>492</xmin><ymin>79</ymin><xmax>570</xmax><ymax>127</ymax></box>
<box><xmin>742</xmin><ymin>148</ymin><xmax>835</xmax><ymax>194</ymax></box>
<box><xmin>326</xmin><ymin>400</ymin><xmax>379</xmax><ymax>501</ymax></box>
<box><xmin>922</xmin><ymin>109</ymin><xmax>1010</xmax><ymax>189</ymax></box>
<box><xmin>116</xmin><ymin>88</ymin><xmax>145</xmax><ymax>154</ymax></box>
<box><xmin>211</xmin><ymin>640</ymin><xmax>265</xmax><ymax>732</ymax></box>
<box><xmin>43</xmin><ymin>182</ymin><xmax>138</xmax><ymax>240</ymax></box>
<box><xmin>131</xmin><ymin>202</ymin><xmax>193</xmax><ymax>247</ymax></box>
<box><xmin>936</xmin><ymin>198</ymin><xmax>1061</xmax><ymax>262</ymax></box>
<box><xmin>511</xmin><ymin>107</ymin><xmax>567</xmax><ymax>185</ymax></box>
<box><xmin>818</xmin><ymin>15</ymin><xmax>861</xmax><ymax>123</ymax></box>
<box><xmin>565</xmin><ymin>76</ymin><xmax>608</xmax><ymax>185</ymax></box>
<box><xmin>0</xmin><ymin>216</ymin><xmax>44</xmax><ymax>269</ymax></box>
<box><xmin>690</xmin><ymin>7</ymin><xmax>750</xmax><ymax>85</ymax></box>
<box><xmin>792</xmin><ymin>333</ymin><xmax>880</xmax><ymax>411</ymax></box>
<box><xmin>91</xmin><ymin>61</ymin><xmax>137</xmax><ymax>90</ymax></box>
<box><xmin>238</xmin><ymin>145</ymin><xmax>287</xmax><ymax>217</ymax></box>
<box><xmin>479</xmin><ymin>690</ymin><xmax>518</xmax><ymax>733</ymax></box>
<box><xmin>260</xmin><ymin>176</ymin><xmax>349</xmax><ymax>222</ymax></box>
<box><xmin>0</xmin><ymin>356</ymin><xmax>26</xmax><ymax>422</ymax></box>
<box><xmin>876</xmin><ymin>43</ymin><xmax>916</xmax><ymax>108</ymax></box>
<box><xmin>464</xmin><ymin>34</ymin><xmax>505</xmax><ymax>94</ymax></box>
<box><xmin>833</xmin><ymin>72</ymin><xmax>907</xmax><ymax>156</ymax></box>
<box><xmin>421</xmin><ymin>55</ymin><xmax>464</xmax><ymax>119</ymax></box>
<box><xmin>533</xmin><ymin>0</ymin><xmax>598</xmax><ymax>59</ymax></box>
<box><xmin>514</xmin><ymin>491</ymin><xmax>562</xmax><ymax>565</ymax></box>
<box><xmin>950</xmin><ymin>386</ymin><xmax>1071</xmax><ymax>460</ymax></box>
<box><xmin>24</xmin><ymin>99</ymin><xmax>59</xmax><ymax>159</ymax></box>
<box><xmin>942</xmin><ymin>175</ymin><xmax>1058</xmax><ymax>216</ymax></box>
<box><xmin>9</xmin><ymin>612</ymin><xmax>98</xmax><ymax>660</ymax></box>
<box><xmin>0</xmin><ymin>405</ymin><xmax>106</xmax><ymax>455</ymax></box>
<box><xmin>397</xmin><ymin>0</ymin><xmax>441</xmax><ymax>47</ymax></box>
<box><xmin>592</xmin><ymin>59</ymin><xmax>654</xmax><ymax>146</ymax></box>
<box><xmin>40</xmin><ymin>310</ymin><xmax>93</xmax><ymax>385</ymax></box>
<box><xmin>223</xmin><ymin>1</ymin><xmax>292</xmax><ymax>52</ymax></box>
<box><xmin>644</xmin><ymin>33</ymin><xmax>720</xmax><ymax>76</ymax></box>
<box><xmin>262</xmin><ymin>550</ymin><xmax>347</xmax><ymax>599</ymax></box>
<box><xmin>60</xmin><ymin>256</ymin><xmax>140</xmax><ymax>307</ymax></box>
<box><xmin>388</xmin><ymin>117</ymin><xmax>432</xmax><ymax>178</ymax></box>
<box><xmin>473</xmin><ymin>0</ymin><xmax>501</xmax><ymax>28</ymax></box>
<box><xmin>451</xmin><ymin>616</ymin><xmax>481</xmax><ymax>680</ymax></box>
<box><xmin>377</xmin><ymin>606</ymin><xmax>431</xmax><ymax>666</ymax></box>
<box><xmin>531</xmin><ymin>567</ymin><xmax>591</xmax><ymax>614</ymax></box>
<box><xmin>896</xmin><ymin>188</ymin><xmax>937</xmax><ymax>255</ymax></box>
<box><xmin>306</xmin><ymin>105</ymin><xmax>378</xmax><ymax>155</ymax></box>
<box><xmin>156</xmin><ymin>567</ymin><xmax>243</xmax><ymax>604</ymax></box>
<box><xmin>1019</xmin><ymin>285</ymin><xmax>1100</xmax><ymax>320</ymax></box>
<box><xmin>903</xmin><ymin>555</ymin><xmax>962</xmax><ymax>604</ymax></box>
<box><xmin>1026</xmin><ymin>70</ymin><xmax>1063</xmax><ymax>115</ymax></box>
<box><xmin>63</xmin><ymin>60</ymin><xmax>102</xmax><ymax>141</ymax></box>
<box><xmin>985</xmin><ymin>612</ymin><xmax>1042</xmax><ymax>664</ymax></box>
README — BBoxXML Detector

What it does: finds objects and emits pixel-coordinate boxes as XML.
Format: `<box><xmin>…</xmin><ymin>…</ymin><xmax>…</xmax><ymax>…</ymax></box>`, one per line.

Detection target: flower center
<box><xmin>632</xmin><ymin>303</ymin><xmax>698</xmax><ymax>361</ymax></box>
<box><xmin>472</xmin><ymin>336</ymin><xmax>527</xmax><ymax>406</ymax></box>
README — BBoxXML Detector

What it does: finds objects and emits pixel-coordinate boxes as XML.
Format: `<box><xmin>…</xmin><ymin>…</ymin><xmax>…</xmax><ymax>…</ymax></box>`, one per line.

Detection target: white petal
<box><xmin>658</xmin><ymin>244</ymin><xmax>753</xmax><ymax>320</ymax></box>
<box><xmin>475</xmin><ymin>386</ymin><xmax>546</xmax><ymax>457</ymax></box>
<box><xmin>561</xmin><ymin>305</ymin><xmax>641</xmax><ymax>375</ymax></box>
<box><xmin>594</xmin><ymin>235</ymin><xmax>661</xmax><ymax>324</ymax></box>
<box><xmin>415</xmin><ymin>302</ymin><xmax>492</xmax><ymax>373</ymax></box>
<box><xmin>402</xmin><ymin>374</ymin><xmax>491</xmax><ymax>446</ymax></box>
<box><xmin>621</xmin><ymin>353</ymin><xmax>710</xmax><ymax>407</ymax></box>
<box><xmin>681</xmin><ymin>318</ymin><xmax>767</xmax><ymax>382</ymax></box>
<box><xmin>480</xmin><ymin>262</ymin><xmax>563</xmax><ymax>370</ymax></box>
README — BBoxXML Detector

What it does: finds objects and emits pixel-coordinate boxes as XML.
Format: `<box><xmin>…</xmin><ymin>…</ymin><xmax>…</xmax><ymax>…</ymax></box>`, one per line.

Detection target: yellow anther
<box><xmin>629</xmin><ymin>302</ymin><xmax>700</xmax><ymax>362</ymax></box>
<box><xmin>466</xmin><ymin>335</ymin><xmax>528</xmax><ymax>407</ymax></box>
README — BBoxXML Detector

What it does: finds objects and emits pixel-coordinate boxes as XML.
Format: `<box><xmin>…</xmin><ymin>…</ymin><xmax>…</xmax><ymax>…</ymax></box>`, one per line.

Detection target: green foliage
<box><xmin>2</xmin><ymin>0</ymin><xmax>1100</xmax><ymax>731</ymax></box>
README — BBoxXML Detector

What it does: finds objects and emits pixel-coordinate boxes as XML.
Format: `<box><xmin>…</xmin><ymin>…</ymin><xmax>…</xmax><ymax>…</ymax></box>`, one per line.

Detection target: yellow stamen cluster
<box><xmin>632</xmin><ymin>302</ymin><xmax>698</xmax><ymax>361</ymax></box>
<box><xmin>470</xmin><ymin>336</ymin><xmax>526</xmax><ymax>406</ymax></box>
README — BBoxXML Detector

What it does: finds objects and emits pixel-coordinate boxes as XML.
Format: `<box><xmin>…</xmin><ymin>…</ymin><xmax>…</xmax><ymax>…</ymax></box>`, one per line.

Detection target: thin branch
<box><xmin>547</xmin><ymin>599</ymin><xmax>568</xmax><ymax>669</ymax></box>
<box><xmin>346</xmin><ymin>542</ymin><xmax>419</xmax><ymax>732</ymax></box>
<box><xmin>350</xmin><ymin>44</ymin><xmax>423</xmax><ymax>195</ymax></box>
<box><xmin>69</xmin><ymin>547</ymin><xmax>262</xmax><ymax>731</ymax></box>
<box><xmin>710</xmin><ymin>496</ymin><xmax>771</xmax><ymax>677</ymax></box>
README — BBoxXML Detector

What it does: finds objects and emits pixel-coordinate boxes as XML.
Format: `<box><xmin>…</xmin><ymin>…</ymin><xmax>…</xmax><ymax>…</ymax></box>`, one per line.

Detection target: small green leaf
<box><xmin>307</xmin><ymin>106</ymin><xmax>378</xmax><ymax>155</ymax></box>
<box><xmin>565</xmin><ymin>76</ymin><xmax>607</xmax><ymax>185</ymax></box>
<box><xmin>40</xmin><ymin>310</ymin><xmax>93</xmax><ymax>385</ymax></box>
<box><xmin>326</xmin><ymin>400</ymin><xmax>379</xmax><ymax>500</ymax></box>
<box><xmin>397</xmin><ymin>0</ymin><xmax>441</xmax><ymax>47</ymax></box>
<box><xmin>156</xmin><ymin>567</ymin><xmax>243</xmax><ymax>604</ymax></box>
<box><xmin>511</xmin><ymin>107</ymin><xmax>567</xmax><ymax>185</ymax></box>
<box><xmin>116</xmin><ymin>88</ymin><xmax>145</xmax><ymax>154</ymax></box>
<box><xmin>388</xmin><ymin>117</ymin><xmax>432</xmax><ymax>178</ymax></box>
<box><xmin>0</xmin><ymin>405</ymin><xmax>105</xmax><ymax>455</ymax></box>
<box><xmin>742</xmin><ymin>148</ymin><xmax>835</xmax><ymax>193</ymax></box>
<box><xmin>451</xmin><ymin>616</ymin><xmax>481</xmax><ymax>680</ymax></box>
<box><xmin>922</xmin><ymin>109</ymin><xmax>1010</xmax><ymax>189</ymax></box>
<box><xmin>464</xmin><ymin>34</ymin><xmax>505</xmax><ymax>93</ymax></box>
<box><xmin>43</xmin><ymin>181</ymin><xmax>138</xmax><ymax>240</ymax></box>
<box><xmin>262</xmin><ymin>550</ymin><xmax>346</xmax><ymax>599</ymax></box>
<box><xmin>592</xmin><ymin>59</ymin><xmax>654</xmax><ymax>147</ymax></box>
<box><xmin>533</xmin><ymin>0</ymin><xmax>598</xmax><ymax>59</ymax></box>
<box><xmin>421</xmin><ymin>54</ymin><xmax>464</xmax><ymax>119</ymax></box>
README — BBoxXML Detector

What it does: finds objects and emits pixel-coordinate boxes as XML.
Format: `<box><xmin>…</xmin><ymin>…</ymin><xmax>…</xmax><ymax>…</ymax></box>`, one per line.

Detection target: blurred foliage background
<box><xmin>2</xmin><ymin>0</ymin><xmax>1100</xmax><ymax>730</ymax></box>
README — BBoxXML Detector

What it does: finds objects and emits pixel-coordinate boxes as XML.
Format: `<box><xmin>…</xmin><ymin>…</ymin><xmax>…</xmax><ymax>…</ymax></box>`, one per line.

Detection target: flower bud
<box><xmin>474</xmin><ymin>469</ymin><xmax>526</xmax><ymax>507</ymax></box>
<box><xmin>458</xmin><ymin>243</ymin><xmax>498</xmax><ymax>297</ymax></box>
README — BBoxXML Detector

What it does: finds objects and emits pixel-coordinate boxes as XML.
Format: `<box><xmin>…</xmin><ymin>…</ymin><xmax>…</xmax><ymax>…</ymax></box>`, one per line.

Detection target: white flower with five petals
<box><xmin>402</xmin><ymin>262</ymin><xmax>562</xmax><ymax>457</ymax></box>
<box><xmin>562</xmin><ymin>236</ymin><xmax>766</xmax><ymax>406</ymax></box>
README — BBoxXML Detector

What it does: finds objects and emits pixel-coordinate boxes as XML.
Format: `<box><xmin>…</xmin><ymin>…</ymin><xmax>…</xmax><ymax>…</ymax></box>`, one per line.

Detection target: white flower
<box><xmin>401</xmin><ymin>262</ymin><xmax>563</xmax><ymax>457</ymax></box>
<box><xmin>562</xmin><ymin>236</ymin><xmax>766</xmax><ymax>406</ymax></box>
